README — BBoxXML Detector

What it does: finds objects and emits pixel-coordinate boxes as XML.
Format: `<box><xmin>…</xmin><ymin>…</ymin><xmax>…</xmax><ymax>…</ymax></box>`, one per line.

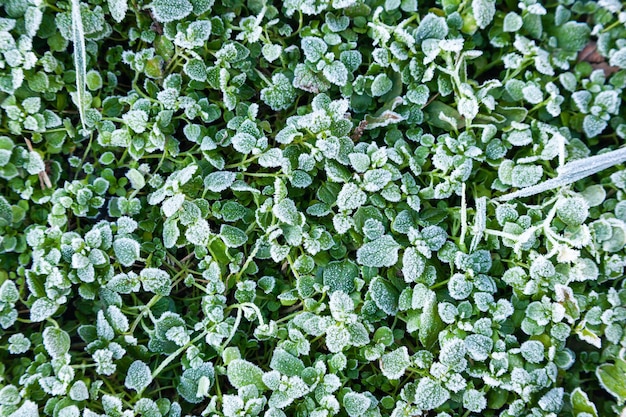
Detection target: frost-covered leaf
<box><xmin>140</xmin><ymin>268</ymin><xmax>171</xmax><ymax>295</ymax></box>
<box><xmin>555</xmin><ymin>21</ymin><xmax>590</xmax><ymax>52</ymax></box>
<box><xmin>30</xmin><ymin>298</ymin><xmax>58</xmax><ymax>322</ymax></box>
<box><xmin>472</xmin><ymin>0</ymin><xmax>496</xmax><ymax>29</ymax></box>
<box><xmin>270</xmin><ymin>349</ymin><xmax>305</xmax><ymax>377</ymax></box>
<box><xmin>273</xmin><ymin>198</ymin><xmax>299</xmax><ymax>226</ymax></box>
<box><xmin>163</xmin><ymin>193</ymin><xmax>185</xmax><ymax>217</ymax></box>
<box><xmin>570</xmin><ymin>388</ymin><xmax>598</xmax><ymax>417</ymax></box>
<box><xmin>113</xmin><ymin>237</ymin><xmax>140</xmax><ymax>267</ymax></box>
<box><xmin>357</xmin><ymin>236</ymin><xmax>400</xmax><ymax>267</ymax></box>
<box><xmin>43</xmin><ymin>327</ymin><xmax>71</xmax><ymax>358</ymax></box>
<box><xmin>503</xmin><ymin>12</ymin><xmax>523</xmax><ymax>32</ymax></box>
<box><xmin>520</xmin><ymin>340</ymin><xmax>544</xmax><ymax>363</ymax></box>
<box><xmin>8</xmin><ymin>401</ymin><xmax>39</xmax><ymax>417</ymax></box>
<box><xmin>262</xmin><ymin>44</ymin><xmax>282</xmax><ymax>62</ymax></box>
<box><xmin>227</xmin><ymin>359</ymin><xmax>266</xmax><ymax>390</ymax></box>
<box><xmin>261</xmin><ymin>74</ymin><xmax>297</xmax><ymax>111</ymax></box>
<box><xmin>416</xmin><ymin>13</ymin><xmax>448</xmax><ymax>41</ymax></box>
<box><xmin>205</xmin><ymin>171</ymin><xmax>236</xmax><ymax>193</ymax></box>
<box><xmin>232</xmin><ymin>132</ymin><xmax>257</xmax><ymax>154</ymax></box>
<box><xmin>369</xmin><ymin>277</ymin><xmax>399</xmax><ymax>315</ymax></box>
<box><xmin>371</xmin><ymin>74</ymin><xmax>393</xmax><ymax>97</ymax></box>
<box><xmin>69</xmin><ymin>381</ymin><xmax>89</xmax><ymax>402</ymax></box>
<box><xmin>463</xmin><ymin>389</ymin><xmax>487</xmax><ymax>413</ymax></box>
<box><xmin>596</xmin><ymin>357</ymin><xmax>626</xmax><ymax>403</ymax></box>
<box><xmin>343</xmin><ymin>392</ymin><xmax>371</xmax><ymax>417</ymax></box>
<box><xmin>151</xmin><ymin>0</ymin><xmax>193</xmax><ymax>22</ymax></box>
<box><xmin>363</xmin><ymin>169</ymin><xmax>392</xmax><ymax>192</ymax></box>
<box><xmin>538</xmin><ymin>388</ymin><xmax>564</xmax><ymax>413</ymax></box>
<box><xmin>337</xmin><ymin>183</ymin><xmax>366</xmax><ymax>211</ymax></box>
<box><xmin>124</xmin><ymin>360</ymin><xmax>152</xmax><ymax>393</ymax></box>
<box><xmin>0</xmin><ymin>280</ymin><xmax>18</xmax><ymax>303</ymax></box>
<box><xmin>8</xmin><ymin>334</ymin><xmax>31</xmax><ymax>354</ymax></box>
<box><xmin>583</xmin><ymin>115</ymin><xmax>607</xmax><ymax>138</ymax></box>
<box><xmin>220</xmin><ymin>225</ymin><xmax>248</xmax><ymax>248</ymax></box>
<box><xmin>511</xmin><ymin>164</ymin><xmax>543</xmax><ymax>188</ymax></box>
<box><xmin>413</xmin><ymin>378</ymin><xmax>449</xmax><ymax>410</ymax></box>
<box><xmin>381</xmin><ymin>347</ymin><xmax>410</xmax><ymax>379</ymax></box>
<box><xmin>465</xmin><ymin>334</ymin><xmax>493</xmax><ymax>361</ymax></box>
<box><xmin>323</xmin><ymin>260</ymin><xmax>358</xmax><ymax>294</ymax></box>
<box><xmin>108</xmin><ymin>0</ymin><xmax>128</xmax><ymax>22</ymax></box>
<box><xmin>323</xmin><ymin>61</ymin><xmax>348</xmax><ymax>86</ymax></box>
<box><xmin>301</xmin><ymin>37</ymin><xmax>327</xmax><ymax>62</ymax></box>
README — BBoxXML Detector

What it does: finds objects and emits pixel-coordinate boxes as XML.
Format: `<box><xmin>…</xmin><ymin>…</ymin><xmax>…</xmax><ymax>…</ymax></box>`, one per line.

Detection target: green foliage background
<box><xmin>1</xmin><ymin>0</ymin><xmax>626</xmax><ymax>416</ymax></box>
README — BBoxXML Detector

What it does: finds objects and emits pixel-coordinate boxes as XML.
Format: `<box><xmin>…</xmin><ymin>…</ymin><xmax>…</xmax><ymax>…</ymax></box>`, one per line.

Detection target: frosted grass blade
<box><xmin>470</xmin><ymin>196</ymin><xmax>487</xmax><ymax>252</ymax></box>
<box><xmin>71</xmin><ymin>0</ymin><xmax>87</xmax><ymax>130</ymax></box>
<box><xmin>498</xmin><ymin>147</ymin><xmax>626</xmax><ymax>202</ymax></box>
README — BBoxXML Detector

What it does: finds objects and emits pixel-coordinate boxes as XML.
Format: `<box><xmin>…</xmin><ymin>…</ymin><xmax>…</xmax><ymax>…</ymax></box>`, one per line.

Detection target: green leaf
<box><xmin>570</xmin><ymin>388</ymin><xmax>598</xmax><ymax>417</ymax></box>
<box><xmin>125</xmin><ymin>360</ymin><xmax>153</xmax><ymax>393</ymax></box>
<box><xmin>227</xmin><ymin>359</ymin><xmax>266</xmax><ymax>390</ymax></box>
<box><xmin>220</xmin><ymin>225</ymin><xmax>248</xmax><ymax>248</ymax></box>
<box><xmin>270</xmin><ymin>348</ymin><xmax>305</xmax><ymax>377</ymax></box>
<box><xmin>150</xmin><ymin>0</ymin><xmax>193</xmax><ymax>23</ymax></box>
<box><xmin>323</xmin><ymin>260</ymin><xmax>358</xmax><ymax>294</ymax></box>
<box><xmin>42</xmin><ymin>327</ymin><xmax>71</xmax><ymax>358</ymax></box>
<box><xmin>356</xmin><ymin>236</ymin><xmax>400</xmax><ymax>267</ymax></box>
<box><xmin>596</xmin><ymin>357</ymin><xmax>626</xmax><ymax>403</ymax></box>
<box><xmin>113</xmin><ymin>237</ymin><xmax>140</xmax><ymax>267</ymax></box>
<box><xmin>369</xmin><ymin>277</ymin><xmax>399</xmax><ymax>315</ymax></box>
<box><xmin>381</xmin><ymin>346</ymin><xmax>410</xmax><ymax>379</ymax></box>
<box><xmin>472</xmin><ymin>0</ymin><xmax>496</xmax><ymax>29</ymax></box>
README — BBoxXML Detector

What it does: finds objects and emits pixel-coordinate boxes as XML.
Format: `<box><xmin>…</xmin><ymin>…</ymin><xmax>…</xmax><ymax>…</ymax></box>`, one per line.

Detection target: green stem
<box><xmin>151</xmin><ymin>330</ymin><xmax>208</xmax><ymax>380</ymax></box>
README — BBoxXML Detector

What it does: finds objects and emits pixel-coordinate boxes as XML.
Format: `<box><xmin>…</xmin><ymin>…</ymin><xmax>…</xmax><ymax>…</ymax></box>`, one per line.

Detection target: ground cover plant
<box><xmin>1</xmin><ymin>0</ymin><xmax>626</xmax><ymax>415</ymax></box>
